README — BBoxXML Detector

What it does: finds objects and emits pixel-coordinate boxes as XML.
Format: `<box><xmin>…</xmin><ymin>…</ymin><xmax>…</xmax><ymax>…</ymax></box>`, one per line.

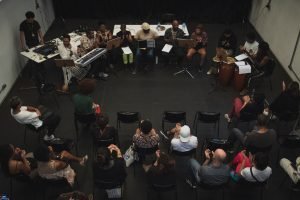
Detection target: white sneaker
<box><xmin>206</xmin><ymin>68</ymin><xmax>213</xmax><ymax>75</ymax></box>
<box><xmin>224</xmin><ymin>114</ymin><xmax>232</xmax><ymax>123</ymax></box>
<box><xmin>80</xmin><ymin>155</ymin><xmax>88</xmax><ymax>166</ymax></box>
<box><xmin>43</xmin><ymin>134</ymin><xmax>55</xmax><ymax>141</ymax></box>
<box><xmin>99</xmin><ymin>73</ymin><xmax>109</xmax><ymax>78</ymax></box>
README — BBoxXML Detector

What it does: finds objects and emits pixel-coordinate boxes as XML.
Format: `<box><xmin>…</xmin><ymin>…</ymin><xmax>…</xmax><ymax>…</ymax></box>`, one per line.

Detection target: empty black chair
<box><xmin>147</xmin><ymin>183</ymin><xmax>177</xmax><ymax>200</ymax></box>
<box><xmin>193</xmin><ymin>111</ymin><xmax>220</xmax><ymax>138</ymax></box>
<box><xmin>74</xmin><ymin>112</ymin><xmax>96</xmax><ymax>154</ymax></box>
<box><xmin>117</xmin><ymin>111</ymin><xmax>140</xmax><ymax>129</ymax></box>
<box><xmin>162</xmin><ymin>111</ymin><xmax>186</xmax><ymax>133</ymax></box>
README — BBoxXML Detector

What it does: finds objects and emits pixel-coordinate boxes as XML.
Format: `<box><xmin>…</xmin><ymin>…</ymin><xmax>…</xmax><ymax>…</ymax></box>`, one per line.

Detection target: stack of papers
<box><xmin>235</xmin><ymin>53</ymin><xmax>248</xmax><ymax>61</ymax></box>
<box><xmin>235</xmin><ymin>61</ymin><xmax>251</xmax><ymax>74</ymax></box>
<box><xmin>162</xmin><ymin>44</ymin><xmax>173</xmax><ymax>53</ymax></box>
<box><xmin>121</xmin><ymin>47</ymin><xmax>133</xmax><ymax>55</ymax></box>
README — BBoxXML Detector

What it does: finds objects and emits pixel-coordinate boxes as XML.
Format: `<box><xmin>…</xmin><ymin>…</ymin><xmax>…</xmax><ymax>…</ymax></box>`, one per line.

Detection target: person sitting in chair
<box><xmin>133</xmin><ymin>22</ymin><xmax>158</xmax><ymax>74</ymax></box>
<box><xmin>186</xmin><ymin>148</ymin><xmax>230</xmax><ymax>188</ymax></box>
<box><xmin>239</xmin><ymin>31</ymin><xmax>259</xmax><ymax>56</ymax></box>
<box><xmin>163</xmin><ymin>19</ymin><xmax>185</xmax><ymax>65</ymax></box>
<box><xmin>170</xmin><ymin>124</ymin><xmax>198</xmax><ymax>152</ymax></box>
<box><xmin>207</xmin><ymin>29</ymin><xmax>237</xmax><ymax>75</ymax></box>
<box><xmin>116</xmin><ymin>24</ymin><xmax>134</xmax><ymax>68</ymax></box>
<box><xmin>187</xmin><ymin>24</ymin><xmax>208</xmax><ymax>72</ymax></box>
<box><xmin>73</xmin><ymin>78</ymin><xmax>100</xmax><ymax>115</ymax></box>
<box><xmin>58</xmin><ymin>34</ymin><xmax>90</xmax><ymax>91</ymax></box>
<box><xmin>10</xmin><ymin>96</ymin><xmax>60</xmax><ymax>141</ymax></box>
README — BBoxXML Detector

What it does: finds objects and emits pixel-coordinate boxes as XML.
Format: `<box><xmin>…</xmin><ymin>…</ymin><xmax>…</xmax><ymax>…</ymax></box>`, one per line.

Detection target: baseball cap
<box><xmin>141</xmin><ymin>22</ymin><xmax>150</xmax><ymax>30</ymax></box>
<box><xmin>179</xmin><ymin>125</ymin><xmax>191</xmax><ymax>143</ymax></box>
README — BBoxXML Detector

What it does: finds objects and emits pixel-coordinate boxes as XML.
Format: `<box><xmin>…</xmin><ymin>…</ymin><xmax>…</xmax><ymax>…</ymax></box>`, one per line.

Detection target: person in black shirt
<box><xmin>116</xmin><ymin>24</ymin><xmax>133</xmax><ymax>66</ymax></box>
<box><xmin>20</xmin><ymin>11</ymin><xmax>44</xmax><ymax>49</ymax></box>
<box><xmin>93</xmin><ymin>145</ymin><xmax>127</xmax><ymax>188</ymax></box>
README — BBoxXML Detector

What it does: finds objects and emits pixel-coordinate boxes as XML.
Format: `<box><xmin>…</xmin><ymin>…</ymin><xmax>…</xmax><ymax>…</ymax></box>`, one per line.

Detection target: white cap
<box><xmin>179</xmin><ymin>125</ymin><xmax>191</xmax><ymax>143</ymax></box>
<box><xmin>141</xmin><ymin>22</ymin><xmax>150</xmax><ymax>30</ymax></box>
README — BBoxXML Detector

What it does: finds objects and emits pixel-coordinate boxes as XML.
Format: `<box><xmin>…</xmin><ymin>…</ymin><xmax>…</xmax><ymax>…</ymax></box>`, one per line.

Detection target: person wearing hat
<box><xmin>133</xmin><ymin>22</ymin><xmax>159</xmax><ymax>74</ymax></box>
<box><xmin>170</xmin><ymin>125</ymin><xmax>198</xmax><ymax>152</ymax></box>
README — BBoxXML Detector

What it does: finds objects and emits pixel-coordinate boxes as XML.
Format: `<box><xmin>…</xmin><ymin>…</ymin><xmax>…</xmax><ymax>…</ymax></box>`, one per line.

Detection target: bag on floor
<box><xmin>123</xmin><ymin>145</ymin><xmax>138</xmax><ymax>167</ymax></box>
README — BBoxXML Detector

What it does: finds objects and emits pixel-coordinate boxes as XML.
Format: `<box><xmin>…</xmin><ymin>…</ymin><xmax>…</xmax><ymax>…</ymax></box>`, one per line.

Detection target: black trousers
<box><xmin>41</xmin><ymin>113</ymin><xmax>61</xmax><ymax>136</ymax></box>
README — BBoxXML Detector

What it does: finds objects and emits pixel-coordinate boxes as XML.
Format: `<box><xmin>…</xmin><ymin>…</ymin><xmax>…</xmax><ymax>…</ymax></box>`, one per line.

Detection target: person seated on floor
<box><xmin>280</xmin><ymin>156</ymin><xmax>300</xmax><ymax>184</ymax></box>
<box><xmin>207</xmin><ymin>29</ymin><xmax>237</xmax><ymax>75</ymax></box>
<box><xmin>163</xmin><ymin>19</ymin><xmax>185</xmax><ymax>65</ymax></box>
<box><xmin>34</xmin><ymin>144</ymin><xmax>88</xmax><ymax>186</ymax></box>
<box><xmin>93</xmin><ymin>145</ymin><xmax>127</xmax><ymax>188</ymax></box>
<box><xmin>227</xmin><ymin>114</ymin><xmax>276</xmax><ymax>154</ymax></box>
<box><xmin>58</xmin><ymin>34</ymin><xmax>90</xmax><ymax>92</ymax></box>
<box><xmin>187</xmin><ymin>24</ymin><xmax>208</xmax><ymax>72</ymax></box>
<box><xmin>0</xmin><ymin>144</ymin><xmax>36</xmax><ymax>177</ymax></box>
<box><xmin>268</xmin><ymin>81</ymin><xmax>300</xmax><ymax>120</ymax></box>
<box><xmin>10</xmin><ymin>96</ymin><xmax>60</xmax><ymax>141</ymax></box>
<box><xmin>146</xmin><ymin>150</ymin><xmax>176</xmax><ymax>187</ymax></box>
<box><xmin>239</xmin><ymin>31</ymin><xmax>259</xmax><ymax>57</ymax></box>
<box><xmin>116</xmin><ymin>24</ymin><xmax>134</xmax><ymax>68</ymax></box>
<box><xmin>133</xmin><ymin>22</ymin><xmax>159</xmax><ymax>74</ymax></box>
<box><xmin>186</xmin><ymin>148</ymin><xmax>230</xmax><ymax>188</ymax></box>
<box><xmin>73</xmin><ymin>78</ymin><xmax>100</xmax><ymax>115</ymax></box>
<box><xmin>239</xmin><ymin>152</ymin><xmax>272</xmax><ymax>183</ymax></box>
<box><xmin>93</xmin><ymin>113</ymin><xmax>120</xmax><ymax>147</ymax></box>
<box><xmin>224</xmin><ymin>92</ymin><xmax>264</xmax><ymax>123</ymax></box>
<box><xmin>170</xmin><ymin>124</ymin><xmax>198</xmax><ymax>152</ymax></box>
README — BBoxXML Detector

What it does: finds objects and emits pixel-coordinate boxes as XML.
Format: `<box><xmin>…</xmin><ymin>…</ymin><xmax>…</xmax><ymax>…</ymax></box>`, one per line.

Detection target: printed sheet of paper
<box><xmin>121</xmin><ymin>47</ymin><xmax>133</xmax><ymax>55</ymax></box>
<box><xmin>162</xmin><ymin>44</ymin><xmax>173</xmax><ymax>53</ymax></box>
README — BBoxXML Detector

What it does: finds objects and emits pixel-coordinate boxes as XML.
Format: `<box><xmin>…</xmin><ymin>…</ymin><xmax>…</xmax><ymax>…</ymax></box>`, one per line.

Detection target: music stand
<box><xmin>106</xmin><ymin>37</ymin><xmax>121</xmax><ymax>50</ymax></box>
<box><xmin>54</xmin><ymin>59</ymin><xmax>76</xmax><ymax>92</ymax></box>
<box><xmin>174</xmin><ymin>39</ymin><xmax>195</xmax><ymax>79</ymax></box>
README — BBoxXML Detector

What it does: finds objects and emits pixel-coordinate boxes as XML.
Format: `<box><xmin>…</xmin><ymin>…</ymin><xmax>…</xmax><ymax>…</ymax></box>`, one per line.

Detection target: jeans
<box><xmin>189</xmin><ymin>158</ymin><xmax>201</xmax><ymax>183</ymax></box>
<box><xmin>135</xmin><ymin>48</ymin><xmax>154</xmax><ymax>68</ymax></box>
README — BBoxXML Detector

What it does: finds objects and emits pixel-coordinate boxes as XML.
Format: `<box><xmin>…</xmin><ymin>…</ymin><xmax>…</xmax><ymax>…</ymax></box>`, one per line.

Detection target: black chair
<box><xmin>74</xmin><ymin>112</ymin><xmax>96</xmax><ymax>154</ymax></box>
<box><xmin>233</xmin><ymin>180</ymin><xmax>268</xmax><ymax>200</ymax></box>
<box><xmin>162</xmin><ymin>111</ymin><xmax>186</xmax><ymax>133</ymax></box>
<box><xmin>195</xmin><ymin>182</ymin><xmax>228</xmax><ymax>200</ymax></box>
<box><xmin>133</xmin><ymin>145</ymin><xmax>159</xmax><ymax>175</ymax></box>
<box><xmin>193</xmin><ymin>111</ymin><xmax>220</xmax><ymax>138</ymax></box>
<box><xmin>170</xmin><ymin>148</ymin><xmax>196</xmax><ymax>157</ymax></box>
<box><xmin>8</xmin><ymin>173</ymin><xmax>33</xmax><ymax>199</ymax></box>
<box><xmin>93</xmin><ymin>137</ymin><xmax>115</xmax><ymax>157</ymax></box>
<box><xmin>262</xmin><ymin>59</ymin><xmax>276</xmax><ymax>91</ymax></box>
<box><xmin>93</xmin><ymin>179</ymin><xmax>123</xmax><ymax>200</ymax></box>
<box><xmin>200</xmin><ymin>138</ymin><xmax>229</xmax><ymax>162</ymax></box>
<box><xmin>277</xmin><ymin>134</ymin><xmax>300</xmax><ymax>163</ymax></box>
<box><xmin>147</xmin><ymin>183</ymin><xmax>177</xmax><ymax>200</ymax></box>
<box><xmin>117</xmin><ymin>111</ymin><xmax>140</xmax><ymax>129</ymax></box>
<box><xmin>24</xmin><ymin>124</ymin><xmax>46</xmax><ymax>146</ymax></box>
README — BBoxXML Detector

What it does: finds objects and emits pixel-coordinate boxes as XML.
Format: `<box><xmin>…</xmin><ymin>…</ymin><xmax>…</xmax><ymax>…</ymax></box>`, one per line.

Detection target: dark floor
<box><xmin>0</xmin><ymin>19</ymin><xmax>298</xmax><ymax>200</ymax></box>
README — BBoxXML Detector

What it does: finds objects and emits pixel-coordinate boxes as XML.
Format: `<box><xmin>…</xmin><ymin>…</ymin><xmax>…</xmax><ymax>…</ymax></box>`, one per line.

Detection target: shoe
<box><xmin>132</xmin><ymin>70</ymin><xmax>136</xmax><ymax>75</ymax></box>
<box><xmin>206</xmin><ymin>69</ymin><xmax>212</xmax><ymax>75</ymax></box>
<box><xmin>43</xmin><ymin>134</ymin><xmax>55</xmax><ymax>141</ymax></box>
<box><xmin>224</xmin><ymin>114</ymin><xmax>232</xmax><ymax>123</ymax></box>
<box><xmin>185</xmin><ymin>179</ymin><xmax>197</xmax><ymax>189</ymax></box>
<box><xmin>80</xmin><ymin>155</ymin><xmax>88</xmax><ymax>166</ymax></box>
<box><xmin>198</xmin><ymin>68</ymin><xmax>203</xmax><ymax>73</ymax></box>
<box><xmin>99</xmin><ymin>73</ymin><xmax>109</xmax><ymax>78</ymax></box>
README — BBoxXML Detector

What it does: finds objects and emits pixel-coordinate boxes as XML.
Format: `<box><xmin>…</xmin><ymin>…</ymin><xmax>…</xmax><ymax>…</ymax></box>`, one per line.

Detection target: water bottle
<box><xmin>157</xmin><ymin>22</ymin><xmax>161</xmax><ymax>31</ymax></box>
<box><xmin>0</xmin><ymin>194</ymin><xmax>9</xmax><ymax>200</ymax></box>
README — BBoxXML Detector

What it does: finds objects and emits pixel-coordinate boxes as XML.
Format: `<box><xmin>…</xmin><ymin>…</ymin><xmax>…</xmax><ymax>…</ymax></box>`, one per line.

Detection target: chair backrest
<box><xmin>151</xmin><ymin>183</ymin><xmax>177</xmax><ymax>192</ymax></box>
<box><xmin>205</xmin><ymin>138</ymin><xmax>229</xmax><ymax>151</ymax></box>
<box><xmin>74</xmin><ymin>112</ymin><xmax>96</xmax><ymax>124</ymax></box>
<box><xmin>94</xmin><ymin>179</ymin><xmax>122</xmax><ymax>189</ymax></box>
<box><xmin>94</xmin><ymin>137</ymin><xmax>115</xmax><ymax>148</ymax></box>
<box><xmin>171</xmin><ymin>148</ymin><xmax>196</xmax><ymax>156</ymax></box>
<box><xmin>117</xmin><ymin>111</ymin><xmax>140</xmax><ymax>124</ymax></box>
<box><xmin>135</xmin><ymin>145</ymin><xmax>159</xmax><ymax>156</ymax></box>
<box><xmin>163</xmin><ymin>111</ymin><xmax>186</xmax><ymax>123</ymax></box>
<box><xmin>196</xmin><ymin>111</ymin><xmax>220</xmax><ymax>124</ymax></box>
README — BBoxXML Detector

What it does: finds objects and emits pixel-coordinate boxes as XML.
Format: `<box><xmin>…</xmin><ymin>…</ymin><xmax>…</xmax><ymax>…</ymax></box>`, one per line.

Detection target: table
<box><xmin>20</xmin><ymin>32</ymin><xmax>82</xmax><ymax>63</ymax></box>
<box><xmin>113</xmin><ymin>24</ymin><xmax>189</xmax><ymax>37</ymax></box>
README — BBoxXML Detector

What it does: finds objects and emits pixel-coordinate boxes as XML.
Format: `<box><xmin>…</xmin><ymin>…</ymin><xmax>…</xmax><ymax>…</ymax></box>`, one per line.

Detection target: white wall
<box><xmin>249</xmin><ymin>0</ymin><xmax>300</xmax><ymax>81</ymax></box>
<box><xmin>0</xmin><ymin>0</ymin><xmax>55</xmax><ymax>103</ymax></box>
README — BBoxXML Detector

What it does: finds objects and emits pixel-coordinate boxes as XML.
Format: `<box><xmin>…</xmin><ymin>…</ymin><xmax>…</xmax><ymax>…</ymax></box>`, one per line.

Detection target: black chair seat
<box><xmin>162</xmin><ymin>111</ymin><xmax>186</xmax><ymax>132</ymax></box>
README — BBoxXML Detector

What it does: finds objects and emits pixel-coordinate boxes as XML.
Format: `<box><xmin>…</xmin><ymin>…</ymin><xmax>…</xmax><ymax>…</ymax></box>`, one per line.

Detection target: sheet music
<box><xmin>238</xmin><ymin>64</ymin><xmax>251</xmax><ymax>74</ymax></box>
<box><xmin>162</xmin><ymin>44</ymin><xmax>173</xmax><ymax>53</ymax></box>
<box><xmin>121</xmin><ymin>46</ymin><xmax>133</xmax><ymax>55</ymax></box>
<box><xmin>235</xmin><ymin>61</ymin><xmax>246</xmax><ymax>66</ymax></box>
<box><xmin>235</xmin><ymin>54</ymin><xmax>248</xmax><ymax>61</ymax></box>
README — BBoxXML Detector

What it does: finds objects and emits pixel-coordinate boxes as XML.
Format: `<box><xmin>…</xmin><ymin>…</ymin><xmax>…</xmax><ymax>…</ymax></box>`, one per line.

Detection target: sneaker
<box><xmin>185</xmin><ymin>179</ymin><xmax>197</xmax><ymax>189</ymax></box>
<box><xmin>224</xmin><ymin>114</ymin><xmax>232</xmax><ymax>123</ymax></box>
<box><xmin>43</xmin><ymin>134</ymin><xmax>55</xmax><ymax>141</ymax></box>
<box><xmin>99</xmin><ymin>73</ymin><xmax>109</xmax><ymax>78</ymax></box>
<box><xmin>80</xmin><ymin>155</ymin><xmax>88</xmax><ymax>166</ymax></box>
<box><xmin>206</xmin><ymin>68</ymin><xmax>213</xmax><ymax>75</ymax></box>
<box><xmin>132</xmin><ymin>70</ymin><xmax>136</xmax><ymax>75</ymax></box>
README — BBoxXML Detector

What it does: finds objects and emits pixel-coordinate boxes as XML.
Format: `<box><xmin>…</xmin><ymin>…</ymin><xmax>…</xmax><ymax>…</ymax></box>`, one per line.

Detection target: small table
<box><xmin>112</xmin><ymin>24</ymin><xmax>189</xmax><ymax>37</ymax></box>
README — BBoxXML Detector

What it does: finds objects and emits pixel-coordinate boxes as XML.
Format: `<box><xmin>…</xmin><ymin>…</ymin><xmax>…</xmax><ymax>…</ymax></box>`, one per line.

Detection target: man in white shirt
<box><xmin>171</xmin><ymin>125</ymin><xmax>198</xmax><ymax>152</ymax></box>
<box><xmin>240</xmin><ymin>31</ymin><xmax>259</xmax><ymax>56</ymax></box>
<box><xmin>58</xmin><ymin>34</ymin><xmax>90</xmax><ymax>91</ymax></box>
<box><xmin>10</xmin><ymin>96</ymin><xmax>60</xmax><ymax>141</ymax></box>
